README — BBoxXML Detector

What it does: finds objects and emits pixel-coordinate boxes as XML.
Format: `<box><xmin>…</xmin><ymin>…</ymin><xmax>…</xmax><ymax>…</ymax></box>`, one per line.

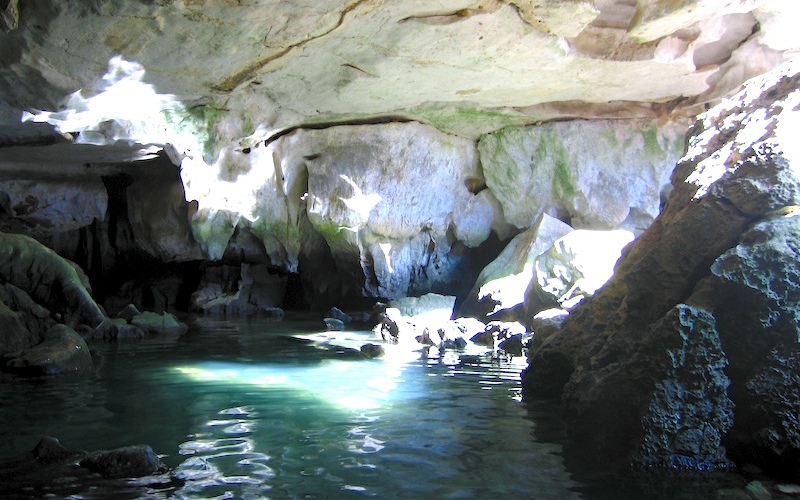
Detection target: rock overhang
<box><xmin>0</xmin><ymin>0</ymin><xmax>798</xmax><ymax>143</ymax></box>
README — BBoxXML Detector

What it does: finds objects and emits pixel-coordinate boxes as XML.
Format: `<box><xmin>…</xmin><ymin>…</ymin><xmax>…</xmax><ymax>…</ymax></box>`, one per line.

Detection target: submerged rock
<box><xmin>80</xmin><ymin>445</ymin><xmax>163</xmax><ymax>479</ymax></box>
<box><xmin>0</xmin><ymin>436</ymin><xmax>170</xmax><ymax>498</ymax></box>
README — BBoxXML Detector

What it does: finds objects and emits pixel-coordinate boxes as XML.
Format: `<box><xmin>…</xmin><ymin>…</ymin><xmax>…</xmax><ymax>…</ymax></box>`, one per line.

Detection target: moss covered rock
<box><xmin>0</xmin><ymin>232</ymin><xmax>105</xmax><ymax>328</ymax></box>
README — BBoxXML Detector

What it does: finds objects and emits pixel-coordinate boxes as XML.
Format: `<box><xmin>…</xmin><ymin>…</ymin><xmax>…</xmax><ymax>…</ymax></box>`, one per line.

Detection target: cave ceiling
<box><xmin>0</xmin><ymin>0</ymin><xmax>798</xmax><ymax>151</ymax></box>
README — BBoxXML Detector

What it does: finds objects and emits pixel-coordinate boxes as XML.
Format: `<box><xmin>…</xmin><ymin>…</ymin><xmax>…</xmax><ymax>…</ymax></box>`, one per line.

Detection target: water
<box><xmin>0</xmin><ymin>317</ymin><xmax>737</xmax><ymax>499</ymax></box>
<box><xmin>0</xmin><ymin>316</ymin><xmax>582</xmax><ymax>499</ymax></box>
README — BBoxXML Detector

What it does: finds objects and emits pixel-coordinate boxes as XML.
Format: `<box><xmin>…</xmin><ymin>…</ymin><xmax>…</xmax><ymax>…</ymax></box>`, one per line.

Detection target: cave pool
<box><xmin>0</xmin><ymin>316</ymin><xmax>735</xmax><ymax>499</ymax></box>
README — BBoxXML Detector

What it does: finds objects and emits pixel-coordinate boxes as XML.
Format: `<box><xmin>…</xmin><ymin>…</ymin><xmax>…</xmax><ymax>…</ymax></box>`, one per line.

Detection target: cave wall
<box><xmin>522</xmin><ymin>60</ymin><xmax>800</xmax><ymax>475</ymax></box>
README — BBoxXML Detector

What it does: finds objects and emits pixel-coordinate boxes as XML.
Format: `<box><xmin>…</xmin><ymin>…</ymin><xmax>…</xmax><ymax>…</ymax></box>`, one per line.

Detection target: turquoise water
<box><xmin>0</xmin><ymin>316</ymin><xmax>584</xmax><ymax>499</ymax></box>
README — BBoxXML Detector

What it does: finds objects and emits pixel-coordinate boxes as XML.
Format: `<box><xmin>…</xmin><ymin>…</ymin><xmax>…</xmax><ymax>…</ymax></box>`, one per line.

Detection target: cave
<box><xmin>1</xmin><ymin>1</ymin><xmax>799</xmax><ymax>498</ymax></box>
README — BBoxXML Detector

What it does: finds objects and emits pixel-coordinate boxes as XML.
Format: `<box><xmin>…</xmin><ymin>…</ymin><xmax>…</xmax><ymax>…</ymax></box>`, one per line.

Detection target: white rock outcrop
<box><xmin>479</xmin><ymin>119</ymin><xmax>685</xmax><ymax>231</ymax></box>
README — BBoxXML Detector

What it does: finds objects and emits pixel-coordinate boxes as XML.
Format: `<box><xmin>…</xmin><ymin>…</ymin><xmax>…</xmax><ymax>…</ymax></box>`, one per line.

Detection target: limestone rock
<box><xmin>115</xmin><ymin>303</ymin><xmax>141</xmax><ymax>322</ymax></box>
<box><xmin>0</xmin><ymin>179</ymin><xmax>107</xmax><ymax>236</ymax></box>
<box><xmin>79</xmin><ymin>445</ymin><xmax>162</xmax><ymax>479</ymax></box>
<box><xmin>479</xmin><ymin>119</ymin><xmax>684</xmax><ymax>230</ymax></box>
<box><xmin>282</xmin><ymin>123</ymin><xmax>489</xmax><ymax>298</ymax></box>
<box><xmin>525</xmin><ymin>229</ymin><xmax>635</xmax><ymax>314</ymax></box>
<box><xmin>360</xmin><ymin>343</ymin><xmax>385</xmax><ymax>359</ymax></box>
<box><xmin>324</xmin><ymin>318</ymin><xmax>345</xmax><ymax>331</ymax></box>
<box><xmin>0</xmin><ymin>301</ymin><xmax>32</xmax><ymax>356</ymax></box>
<box><xmin>2</xmin><ymin>0</ymin><xmax>797</xmax><ymax>142</ymax></box>
<box><xmin>131</xmin><ymin>311</ymin><xmax>187</xmax><ymax>335</ymax></box>
<box><xmin>0</xmin><ymin>232</ymin><xmax>105</xmax><ymax>328</ymax></box>
<box><xmin>125</xmin><ymin>177</ymin><xmax>202</xmax><ymax>262</ymax></box>
<box><xmin>458</xmin><ymin>213</ymin><xmax>572</xmax><ymax>320</ymax></box>
<box><xmin>191</xmin><ymin>263</ymin><xmax>286</xmax><ymax>316</ymax></box>
<box><xmin>89</xmin><ymin>318</ymin><xmax>145</xmax><ymax>341</ymax></box>
<box><xmin>522</xmin><ymin>60</ymin><xmax>800</xmax><ymax>472</ymax></box>
<box><xmin>389</xmin><ymin>293</ymin><xmax>456</xmax><ymax>325</ymax></box>
<box><xmin>5</xmin><ymin>324</ymin><xmax>93</xmax><ymax>375</ymax></box>
<box><xmin>327</xmin><ymin>307</ymin><xmax>352</xmax><ymax>323</ymax></box>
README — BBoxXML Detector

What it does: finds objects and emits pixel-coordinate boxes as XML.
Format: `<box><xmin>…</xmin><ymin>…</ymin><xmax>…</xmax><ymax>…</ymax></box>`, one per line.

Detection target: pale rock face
<box><xmin>272</xmin><ymin>122</ymin><xmax>493</xmax><ymax>298</ymax></box>
<box><xmin>185</xmin><ymin>122</ymin><xmax>499</xmax><ymax>298</ymax></box>
<box><xmin>526</xmin><ymin>228</ymin><xmax>635</xmax><ymax>313</ymax></box>
<box><xmin>479</xmin><ymin>119</ymin><xmax>685</xmax><ymax>231</ymax></box>
<box><xmin>1</xmin><ymin>0</ymin><xmax>798</xmax><ymax>142</ymax></box>
<box><xmin>0</xmin><ymin>179</ymin><xmax>107</xmax><ymax>235</ymax></box>
<box><xmin>458</xmin><ymin>213</ymin><xmax>573</xmax><ymax>320</ymax></box>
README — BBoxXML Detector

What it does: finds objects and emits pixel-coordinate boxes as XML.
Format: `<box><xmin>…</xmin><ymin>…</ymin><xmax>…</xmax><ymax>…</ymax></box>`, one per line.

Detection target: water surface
<box><xmin>0</xmin><ymin>316</ymin><xmax>581</xmax><ymax>499</ymax></box>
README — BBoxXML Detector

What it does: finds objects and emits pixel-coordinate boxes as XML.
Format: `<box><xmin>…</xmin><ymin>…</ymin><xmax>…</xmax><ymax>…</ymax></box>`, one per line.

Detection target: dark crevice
<box><xmin>260</xmin><ymin>116</ymin><xmax>414</xmax><ymax>148</ymax></box>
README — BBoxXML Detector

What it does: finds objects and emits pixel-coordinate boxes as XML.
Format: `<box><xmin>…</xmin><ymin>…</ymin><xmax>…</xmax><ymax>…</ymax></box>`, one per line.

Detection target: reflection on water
<box><xmin>0</xmin><ymin>316</ymin><xmax>581</xmax><ymax>499</ymax></box>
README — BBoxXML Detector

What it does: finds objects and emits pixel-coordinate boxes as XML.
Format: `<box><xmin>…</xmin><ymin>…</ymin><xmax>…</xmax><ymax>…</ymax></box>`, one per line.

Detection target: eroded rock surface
<box><xmin>523</xmin><ymin>60</ymin><xmax>800</xmax><ymax>473</ymax></box>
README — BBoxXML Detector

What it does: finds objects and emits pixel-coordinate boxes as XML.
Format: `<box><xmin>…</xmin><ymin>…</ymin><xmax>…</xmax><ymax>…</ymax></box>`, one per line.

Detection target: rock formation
<box><xmin>0</xmin><ymin>0</ymin><xmax>798</xmax><ymax>483</ymax></box>
<box><xmin>523</xmin><ymin>60</ymin><xmax>800</xmax><ymax>475</ymax></box>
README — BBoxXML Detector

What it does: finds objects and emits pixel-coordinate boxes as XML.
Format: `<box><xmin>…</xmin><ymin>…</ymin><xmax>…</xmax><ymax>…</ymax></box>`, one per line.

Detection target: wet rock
<box><xmin>31</xmin><ymin>436</ymin><xmax>74</xmax><ymax>463</ymax></box>
<box><xmin>498</xmin><ymin>334</ymin><xmax>527</xmax><ymax>356</ymax></box>
<box><xmin>5</xmin><ymin>324</ymin><xmax>92</xmax><ymax>375</ymax></box>
<box><xmin>360</xmin><ymin>343</ymin><xmax>385</xmax><ymax>358</ymax></box>
<box><xmin>0</xmin><ymin>300</ymin><xmax>33</xmax><ymax>355</ymax></box>
<box><xmin>131</xmin><ymin>311</ymin><xmax>187</xmax><ymax>335</ymax></box>
<box><xmin>79</xmin><ymin>445</ymin><xmax>162</xmax><ymax>479</ymax></box>
<box><xmin>327</xmin><ymin>306</ymin><xmax>352</xmax><ymax>323</ymax></box>
<box><xmin>376</xmin><ymin>308</ymin><xmax>420</xmax><ymax>345</ymax></box>
<box><xmin>324</xmin><ymin>318</ymin><xmax>345</xmax><ymax>331</ymax></box>
<box><xmin>0</xmin><ymin>232</ymin><xmax>105</xmax><ymax>328</ymax></box>
<box><xmin>88</xmin><ymin>318</ymin><xmax>145</xmax><ymax>341</ymax></box>
<box><xmin>0</xmin><ymin>437</ymin><xmax>171</xmax><ymax>498</ymax></box>
<box><xmin>115</xmin><ymin>303</ymin><xmax>141</xmax><ymax>322</ymax></box>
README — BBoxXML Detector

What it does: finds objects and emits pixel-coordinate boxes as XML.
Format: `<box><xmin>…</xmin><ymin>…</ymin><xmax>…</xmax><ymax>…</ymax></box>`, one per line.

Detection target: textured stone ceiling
<box><xmin>1</xmin><ymin>0</ymin><xmax>799</xmax><ymax>141</ymax></box>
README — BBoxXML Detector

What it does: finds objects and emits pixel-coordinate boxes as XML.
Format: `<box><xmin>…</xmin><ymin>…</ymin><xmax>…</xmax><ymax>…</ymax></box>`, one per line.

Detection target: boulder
<box><xmin>360</xmin><ymin>343</ymin><xmax>385</xmax><ymax>358</ymax></box>
<box><xmin>522</xmin><ymin>61</ymin><xmax>800</xmax><ymax>473</ymax></box>
<box><xmin>79</xmin><ymin>445</ymin><xmax>163</xmax><ymax>479</ymax></box>
<box><xmin>0</xmin><ymin>437</ymin><xmax>168</xmax><ymax>498</ymax></box>
<box><xmin>131</xmin><ymin>311</ymin><xmax>187</xmax><ymax>335</ymax></box>
<box><xmin>389</xmin><ymin>293</ymin><xmax>456</xmax><ymax>325</ymax></box>
<box><xmin>524</xmin><ymin>229</ymin><xmax>635</xmax><ymax>315</ymax></box>
<box><xmin>88</xmin><ymin>318</ymin><xmax>145</xmax><ymax>341</ymax></box>
<box><xmin>0</xmin><ymin>301</ymin><xmax>31</xmax><ymax>355</ymax></box>
<box><xmin>323</xmin><ymin>318</ymin><xmax>345</xmax><ymax>331</ymax></box>
<box><xmin>0</xmin><ymin>232</ymin><xmax>105</xmax><ymax>328</ymax></box>
<box><xmin>5</xmin><ymin>324</ymin><xmax>92</xmax><ymax>375</ymax></box>
<box><xmin>115</xmin><ymin>303</ymin><xmax>141</xmax><ymax>322</ymax></box>
<box><xmin>327</xmin><ymin>306</ymin><xmax>352</xmax><ymax>323</ymax></box>
<box><xmin>458</xmin><ymin>213</ymin><xmax>573</xmax><ymax>320</ymax></box>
